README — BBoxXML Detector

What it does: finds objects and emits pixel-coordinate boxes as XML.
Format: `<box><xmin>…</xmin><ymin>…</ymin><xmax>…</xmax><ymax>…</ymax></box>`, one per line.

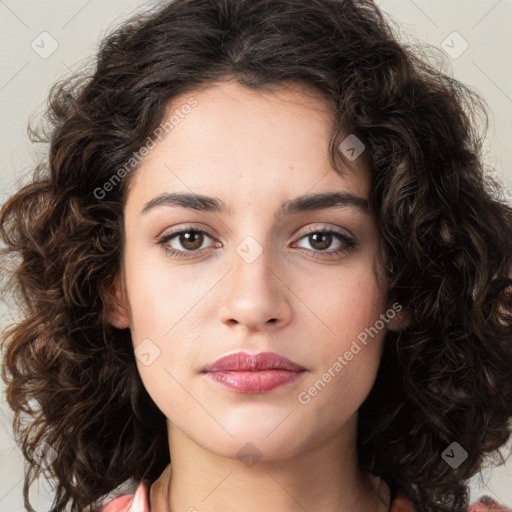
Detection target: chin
<box><xmin>197</xmin><ymin>425</ymin><xmax>313</xmax><ymax>463</ymax></box>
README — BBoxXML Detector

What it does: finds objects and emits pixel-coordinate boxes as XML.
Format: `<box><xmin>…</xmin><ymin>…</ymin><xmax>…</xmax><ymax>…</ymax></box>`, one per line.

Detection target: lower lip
<box><xmin>204</xmin><ymin>369</ymin><xmax>306</xmax><ymax>394</ymax></box>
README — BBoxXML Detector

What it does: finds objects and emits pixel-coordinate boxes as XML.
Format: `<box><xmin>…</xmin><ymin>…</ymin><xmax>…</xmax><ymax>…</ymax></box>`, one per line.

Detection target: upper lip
<box><xmin>203</xmin><ymin>351</ymin><xmax>306</xmax><ymax>372</ymax></box>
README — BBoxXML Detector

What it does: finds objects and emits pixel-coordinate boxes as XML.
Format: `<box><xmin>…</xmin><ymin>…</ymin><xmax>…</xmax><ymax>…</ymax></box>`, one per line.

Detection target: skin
<box><xmin>107</xmin><ymin>79</ymin><xmax>401</xmax><ymax>512</ymax></box>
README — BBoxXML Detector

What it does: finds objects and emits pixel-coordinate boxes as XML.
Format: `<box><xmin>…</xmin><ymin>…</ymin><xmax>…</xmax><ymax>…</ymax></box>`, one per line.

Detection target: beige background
<box><xmin>1</xmin><ymin>0</ymin><xmax>511</xmax><ymax>510</ymax></box>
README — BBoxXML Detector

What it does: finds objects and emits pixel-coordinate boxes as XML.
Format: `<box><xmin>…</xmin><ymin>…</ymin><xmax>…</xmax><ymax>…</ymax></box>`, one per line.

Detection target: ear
<box><xmin>385</xmin><ymin>302</ymin><xmax>410</xmax><ymax>332</ymax></box>
<box><xmin>102</xmin><ymin>271</ymin><xmax>131</xmax><ymax>329</ymax></box>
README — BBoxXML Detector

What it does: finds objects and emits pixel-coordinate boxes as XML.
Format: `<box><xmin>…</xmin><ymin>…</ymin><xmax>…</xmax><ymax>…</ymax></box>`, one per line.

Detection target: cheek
<box><xmin>123</xmin><ymin>247</ymin><xmax>204</xmax><ymax>342</ymax></box>
<box><xmin>296</xmin><ymin>257</ymin><xmax>386</xmax><ymax>358</ymax></box>
<box><xmin>297</xmin><ymin>327</ymin><xmax>385</xmax><ymax>437</ymax></box>
<box><xmin>121</xmin><ymin>252</ymin><xmax>191</xmax><ymax>410</ymax></box>
<box><xmin>295</xmin><ymin>265</ymin><xmax>387</xmax><ymax>418</ymax></box>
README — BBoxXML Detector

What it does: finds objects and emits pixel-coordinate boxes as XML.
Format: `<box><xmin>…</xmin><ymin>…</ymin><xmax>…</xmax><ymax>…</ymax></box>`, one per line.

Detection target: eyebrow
<box><xmin>140</xmin><ymin>191</ymin><xmax>369</xmax><ymax>217</ymax></box>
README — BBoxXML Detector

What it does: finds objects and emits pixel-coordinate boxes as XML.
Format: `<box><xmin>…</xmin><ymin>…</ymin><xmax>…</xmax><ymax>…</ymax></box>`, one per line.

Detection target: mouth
<box><xmin>204</xmin><ymin>369</ymin><xmax>306</xmax><ymax>393</ymax></box>
<box><xmin>202</xmin><ymin>351</ymin><xmax>307</xmax><ymax>394</ymax></box>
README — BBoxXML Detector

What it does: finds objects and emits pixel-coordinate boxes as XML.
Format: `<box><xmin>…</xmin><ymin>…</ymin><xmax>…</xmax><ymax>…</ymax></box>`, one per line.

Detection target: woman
<box><xmin>1</xmin><ymin>0</ymin><xmax>511</xmax><ymax>511</ymax></box>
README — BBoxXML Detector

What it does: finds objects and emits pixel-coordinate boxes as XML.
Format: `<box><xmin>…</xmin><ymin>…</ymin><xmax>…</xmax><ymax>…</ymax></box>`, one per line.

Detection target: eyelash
<box><xmin>157</xmin><ymin>225</ymin><xmax>357</xmax><ymax>260</ymax></box>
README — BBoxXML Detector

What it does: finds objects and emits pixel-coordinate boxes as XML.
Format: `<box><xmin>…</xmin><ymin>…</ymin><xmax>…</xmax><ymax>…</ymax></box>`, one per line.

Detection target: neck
<box><xmin>150</xmin><ymin>417</ymin><xmax>390</xmax><ymax>512</ymax></box>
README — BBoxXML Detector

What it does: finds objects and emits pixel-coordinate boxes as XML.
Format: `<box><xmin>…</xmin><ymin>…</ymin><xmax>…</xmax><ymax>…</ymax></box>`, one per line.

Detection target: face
<box><xmin>109</xmin><ymin>79</ymin><xmax>395</xmax><ymax>461</ymax></box>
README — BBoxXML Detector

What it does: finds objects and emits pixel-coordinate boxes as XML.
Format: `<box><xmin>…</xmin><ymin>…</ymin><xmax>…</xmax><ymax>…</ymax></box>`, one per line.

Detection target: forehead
<box><xmin>124</xmin><ymin>80</ymin><xmax>369</xmax><ymax>211</ymax></box>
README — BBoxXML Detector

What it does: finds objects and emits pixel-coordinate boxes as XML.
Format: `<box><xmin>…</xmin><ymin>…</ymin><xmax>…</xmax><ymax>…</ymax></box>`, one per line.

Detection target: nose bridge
<box><xmin>217</xmin><ymin>227</ymin><xmax>292</xmax><ymax>330</ymax></box>
<box><xmin>230</xmin><ymin>208</ymin><xmax>279</xmax><ymax>276</ymax></box>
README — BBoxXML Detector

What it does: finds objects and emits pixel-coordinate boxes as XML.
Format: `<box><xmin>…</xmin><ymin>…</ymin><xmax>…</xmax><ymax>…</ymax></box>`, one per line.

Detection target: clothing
<box><xmin>101</xmin><ymin>466</ymin><xmax>511</xmax><ymax>512</ymax></box>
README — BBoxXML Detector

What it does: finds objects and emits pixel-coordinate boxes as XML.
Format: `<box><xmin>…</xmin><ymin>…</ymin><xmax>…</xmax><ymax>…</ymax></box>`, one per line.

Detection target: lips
<box><xmin>202</xmin><ymin>351</ymin><xmax>307</xmax><ymax>394</ymax></box>
<box><xmin>202</xmin><ymin>351</ymin><xmax>306</xmax><ymax>372</ymax></box>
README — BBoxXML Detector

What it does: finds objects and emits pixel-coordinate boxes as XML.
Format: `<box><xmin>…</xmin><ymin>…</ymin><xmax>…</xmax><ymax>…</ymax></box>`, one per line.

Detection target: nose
<box><xmin>217</xmin><ymin>244</ymin><xmax>293</xmax><ymax>333</ymax></box>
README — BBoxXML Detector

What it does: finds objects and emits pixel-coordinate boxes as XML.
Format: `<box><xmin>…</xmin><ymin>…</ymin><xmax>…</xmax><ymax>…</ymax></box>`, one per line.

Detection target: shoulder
<box><xmin>468</xmin><ymin>495</ymin><xmax>512</xmax><ymax>511</ymax></box>
<box><xmin>101</xmin><ymin>480</ymin><xmax>150</xmax><ymax>512</ymax></box>
<box><xmin>102</xmin><ymin>482</ymin><xmax>511</xmax><ymax>512</ymax></box>
<box><xmin>391</xmin><ymin>491</ymin><xmax>512</xmax><ymax>512</ymax></box>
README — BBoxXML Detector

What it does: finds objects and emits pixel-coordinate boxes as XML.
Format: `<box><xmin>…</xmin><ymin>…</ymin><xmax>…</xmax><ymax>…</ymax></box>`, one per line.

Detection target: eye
<box><xmin>157</xmin><ymin>226</ymin><xmax>218</xmax><ymax>259</ymax></box>
<box><xmin>292</xmin><ymin>227</ymin><xmax>357</xmax><ymax>259</ymax></box>
<box><xmin>157</xmin><ymin>225</ymin><xmax>357</xmax><ymax>260</ymax></box>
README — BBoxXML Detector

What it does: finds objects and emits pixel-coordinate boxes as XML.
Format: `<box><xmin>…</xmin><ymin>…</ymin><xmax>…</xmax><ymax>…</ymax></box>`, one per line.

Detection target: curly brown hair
<box><xmin>1</xmin><ymin>0</ymin><xmax>511</xmax><ymax>511</ymax></box>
